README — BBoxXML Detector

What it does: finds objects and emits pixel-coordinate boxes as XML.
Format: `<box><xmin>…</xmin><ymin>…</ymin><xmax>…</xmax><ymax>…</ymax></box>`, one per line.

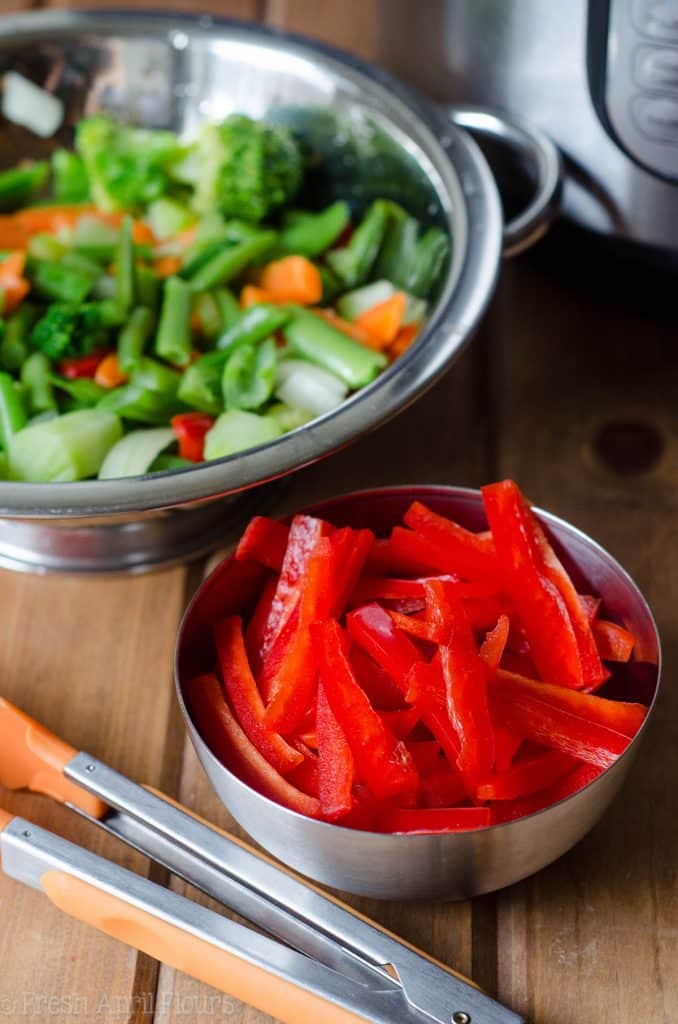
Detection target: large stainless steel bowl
<box><xmin>176</xmin><ymin>486</ymin><xmax>660</xmax><ymax>901</ymax></box>
<box><xmin>0</xmin><ymin>12</ymin><xmax>560</xmax><ymax>572</ymax></box>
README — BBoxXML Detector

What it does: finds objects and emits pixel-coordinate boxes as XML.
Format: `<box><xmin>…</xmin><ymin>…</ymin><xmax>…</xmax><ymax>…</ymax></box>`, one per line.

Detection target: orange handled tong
<box><xmin>0</xmin><ymin>697</ymin><xmax>522</xmax><ymax>1024</ymax></box>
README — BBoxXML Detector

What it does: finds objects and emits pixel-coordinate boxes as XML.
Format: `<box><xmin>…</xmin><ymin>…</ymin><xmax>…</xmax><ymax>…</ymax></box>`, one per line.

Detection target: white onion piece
<box><xmin>3</xmin><ymin>72</ymin><xmax>64</xmax><ymax>138</ymax></box>
<box><xmin>275</xmin><ymin>360</ymin><xmax>347</xmax><ymax>418</ymax></box>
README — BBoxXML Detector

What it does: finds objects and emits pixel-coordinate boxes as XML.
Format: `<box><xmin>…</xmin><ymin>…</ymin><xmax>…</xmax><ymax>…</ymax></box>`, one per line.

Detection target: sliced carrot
<box><xmin>0</xmin><ymin>251</ymin><xmax>29</xmax><ymax>313</ymax></box>
<box><xmin>130</xmin><ymin>220</ymin><xmax>155</xmax><ymax>245</ymax></box>
<box><xmin>94</xmin><ymin>353</ymin><xmax>128</xmax><ymax>389</ymax></box>
<box><xmin>312</xmin><ymin>307</ymin><xmax>383</xmax><ymax>349</ymax></box>
<box><xmin>259</xmin><ymin>255</ymin><xmax>323</xmax><ymax>305</ymax></box>
<box><xmin>14</xmin><ymin>204</ymin><xmax>100</xmax><ymax>234</ymax></box>
<box><xmin>240</xmin><ymin>284</ymin><xmax>279</xmax><ymax>310</ymax></box>
<box><xmin>172</xmin><ymin>225</ymin><xmax>197</xmax><ymax>250</ymax></box>
<box><xmin>389</xmin><ymin>323</ymin><xmax>419</xmax><ymax>360</ymax></box>
<box><xmin>0</xmin><ymin>252</ymin><xmax>26</xmax><ymax>279</ymax></box>
<box><xmin>355</xmin><ymin>292</ymin><xmax>407</xmax><ymax>347</ymax></box>
<box><xmin>154</xmin><ymin>255</ymin><xmax>181</xmax><ymax>279</ymax></box>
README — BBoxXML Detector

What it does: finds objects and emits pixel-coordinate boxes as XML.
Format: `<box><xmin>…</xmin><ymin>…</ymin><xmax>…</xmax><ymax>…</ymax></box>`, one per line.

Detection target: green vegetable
<box><xmin>0</xmin><ymin>305</ymin><xmax>37</xmax><ymax>372</ymax></box>
<box><xmin>27</xmin><ymin>233</ymin><xmax>66</xmax><ymax>263</ymax></box>
<box><xmin>193</xmin><ymin>292</ymin><xmax>222</xmax><ymax>342</ymax></box>
<box><xmin>280</xmin><ymin>201</ymin><xmax>350</xmax><ymax>257</ymax></box>
<box><xmin>72</xmin><ymin>216</ymin><xmax>119</xmax><ymax>261</ymax></box>
<box><xmin>0</xmin><ymin>162</ymin><xmax>49</xmax><ymax>212</ymax></box>
<box><xmin>117</xmin><ymin>307</ymin><xmax>154</xmax><ymax>372</ymax></box>
<box><xmin>30</xmin><ymin>303</ymin><xmax>111</xmax><ymax>360</ymax></box>
<box><xmin>203</xmin><ymin>409</ymin><xmax>282</xmax><ymax>460</ymax></box>
<box><xmin>9</xmin><ymin>408</ymin><xmax>122</xmax><ymax>482</ymax></box>
<box><xmin>222</xmin><ymin>337</ymin><xmax>277</xmax><ymax>411</ymax></box>
<box><xmin>0</xmin><ymin>372</ymin><xmax>27</xmax><ymax>448</ymax></box>
<box><xmin>318</xmin><ymin>264</ymin><xmax>342</xmax><ymax>304</ymax></box>
<box><xmin>267</xmin><ymin>402</ymin><xmax>314</xmax><ymax>432</ymax></box>
<box><xmin>150</xmin><ymin>452</ymin><xmax>193</xmax><ymax>472</ymax></box>
<box><xmin>130</xmin><ymin>356</ymin><xmax>180</xmax><ymax>396</ymax></box>
<box><xmin>326</xmin><ymin>200</ymin><xmax>391</xmax><ymax>288</ymax></box>
<box><xmin>188</xmin><ymin>230</ymin><xmax>277</xmax><ymax>292</ymax></box>
<box><xmin>61</xmin><ymin>250</ymin><xmax>104</xmax><ymax>281</ymax></box>
<box><xmin>176</xmin><ymin>350</ymin><xmax>227</xmax><ymax>415</ymax></box>
<box><xmin>147</xmin><ymin>197</ymin><xmax>194</xmax><ymax>240</ymax></box>
<box><xmin>21</xmin><ymin>353</ymin><xmax>57</xmax><ymax>415</ymax></box>
<box><xmin>50</xmin><ymin>374</ymin><xmax>106</xmax><ymax>409</ymax></box>
<box><xmin>115</xmin><ymin>216</ymin><xmax>137</xmax><ymax>313</ymax></box>
<box><xmin>97</xmin><ymin>384</ymin><xmax>183</xmax><ymax>424</ymax></box>
<box><xmin>337</xmin><ymin>279</ymin><xmax>427</xmax><ymax>325</ymax></box>
<box><xmin>374</xmin><ymin>216</ymin><xmax>418</xmax><ymax>283</ymax></box>
<box><xmin>193</xmin><ymin>114</ymin><xmax>303</xmax><ymax>223</ymax></box>
<box><xmin>98</xmin><ymin>426</ymin><xmax>175</xmax><ymax>479</ymax></box>
<box><xmin>75</xmin><ymin>115</ymin><xmax>184</xmax><ymax>212</ymax></box>
<box><xmin>155</xmin><ymin>276</ymin><xmax>192</xmax><ymax>367</ymax></box>
<box><xmin>51</xmin><ymin>150</ymin><xmax>90</xmax><ymax>204</ymax></box>
<box><xmin>404</xmin><ymin>227</ymin><xmax>449</xmax><ymax>298</ymax></box>
<box><xmin>216</xmin><ymin>303</ymin><xmax>289</xmax><ymax>353</ymax></box>
<box><xmin>375</xmin><ymin>219</ymin><xmax>449</xmax><ymax>298</ymax></box>
<box><xmin>283</xmin><ymin>305</ymin><xmax>387</xmax><ymax>388</ymax></box>
<box><xmin>136</xmin><ymin>265</ymin><xmax>160</xmax><ymax>313</ymax></box>
<box><xmin>214</xmin><ymin>288</ymin><xmax>241</xmax><ymax>332</ymax></box>
<box><xmin>31</xmin><ymin>261</ymin><xmax>98</xmax><ymax>305</ymax></box>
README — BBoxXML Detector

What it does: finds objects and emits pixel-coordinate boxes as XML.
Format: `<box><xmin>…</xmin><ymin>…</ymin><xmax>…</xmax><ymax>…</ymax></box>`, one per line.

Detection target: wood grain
<box><xmin>41</xmin><ymin>0</ymin><xmax>261</xmax><ymax>14</ymax></box>
<box><xmin>265</xmin><ymin>0</ymin><xmax>378</xmax><ymax>59</ymax></box>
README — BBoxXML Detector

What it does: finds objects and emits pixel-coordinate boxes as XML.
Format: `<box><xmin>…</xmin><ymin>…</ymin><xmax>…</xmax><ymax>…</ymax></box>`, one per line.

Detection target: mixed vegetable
<box><xmin>0</xmin><ymin>114</ymin><xmax>449</xmax><ymax>482</ymax></box>
<box><xmin>187</xmin><ymin>479</ymin><xmax>648</xmax><ymax>834</ymax></box>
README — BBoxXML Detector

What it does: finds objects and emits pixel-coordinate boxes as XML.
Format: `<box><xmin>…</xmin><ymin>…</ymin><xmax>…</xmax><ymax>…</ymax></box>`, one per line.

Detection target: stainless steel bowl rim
<box><xmin>0</xmin><ymin>10</ymin><xmax>503</xmax><ymax>517</ymax></box>
<box><xmin>175</xmin><ymin>483</ymin><xmax>661</xmax><ymax>842</ymax></box>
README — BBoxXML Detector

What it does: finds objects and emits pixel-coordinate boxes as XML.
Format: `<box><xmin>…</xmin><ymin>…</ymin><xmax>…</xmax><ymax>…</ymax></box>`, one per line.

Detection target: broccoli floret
<box><xmin>30</xmin><ymin>303</ymin><xmax>110</xmax><ymax>360</ymax></box>
<box><xmin>193</xmin><ymin>114</ymin><xmax>303</xmax><ymax>223</ymax></box>
<box><xmin>75</xmin><ymin>116</ymin><xmax>185</xmax><ymax>213</ymax></box>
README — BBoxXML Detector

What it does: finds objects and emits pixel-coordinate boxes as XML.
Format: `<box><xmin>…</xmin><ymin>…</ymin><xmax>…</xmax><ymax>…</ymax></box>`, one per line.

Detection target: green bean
<box><xmin>117</xmin><ymin>307</ymin><xmax>154</xmax><ymax>373</ymax></box>
<box><xmin>279</xmin><ymin>201</ymin><xmax>350</xmax><ymax>257</ymax></box>
<box><xmin>21</xmin><ymin>353</ymin><xmax>57</xmax><ymax>415</ymax></box>
<box><xmin>283</xmin><ymin>305</ymin><xmax>387</xmax><ymax>388</ymax></box>
<box><xmin>0</xmin><ymin>372</ymin><xmax>27</xmax><ymax>447</ymax></box>
<box><xmin>326</xmin><ymin>200</ymin><xmax>390</xmax><ymax>288</ymax></box>
<box><xmin>216</xmin><ymin>303</ymin><xmax>289</xmax><ymax>353</ymax></box>
<box><xmin>115</xmin><ymin>216</ymin><xmax>137</xmax><ymax>313</ymax></box>
<box><xmin>222</xmin><ymin>337</ymin><xmax>277</xmax><ymax>411</ymax></box>
<box><xmin>189</xmin><ymin>231</ymin><xmax>277</xmax><ymax>292</ymax></box>
<box><xmin>155</xmin><ymin>276</ymin><xmax>192</xmax><ymax>367</ymax></box>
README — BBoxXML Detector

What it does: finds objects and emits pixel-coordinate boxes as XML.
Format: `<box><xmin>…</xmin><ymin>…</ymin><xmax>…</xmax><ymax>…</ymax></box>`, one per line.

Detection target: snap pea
<box><xmin>0</xmin><ymin>163</ymin><xmax>48</xmax><ymax>212</ymax></box>
<box><xmin>176</xmin><ymin>350</ymin><xmax>228</xmax><ymax>415</ymax></box>
<box><xmin>117</xmin><ymin>307</ymin><xmax>154</xmax><ymax>373</ymax></box>
<box><xmin>51</xmin><ymin>375</ymin><xmax>106</xmax><ymax>409</ymax></box>
<box><xmin>283</xmin><ymin>305</ymin><xmax>387</xmax><ymax>389</ymax></box>
<box><xmin>222</xmin><ymin>337</ymin><xmax>277</xmax><ymax>411</ymax></box>
<box><xmin>326</xmin><ymin>200</ymin><xmax>390</xmax><ymax>288</ymax></box>
<box><xmin>404</xmin><ymin>227</ymin><xmax>450</xmax><ymax>298</ymax></box>
<box><xmin>98</xmin><ymin>384</ymin><xmax>184</xmax><ymax>425</ymax></box>
<box><xmin>131</xmin><ymin>356</ymin><xmax>181</xmax><ymax>396</ymax></box>
<box><xmin>21</xmin><ymin>353</ymin><xmax>57</xmax><ymax>415</ymax></box>
<box><xmin>188</xmin><ymin>230</ymin><xmax>277</xmax><ymax>292</ymax></box>
<box><xmin>0</xmin><ymin>372</ymin><xmax>27</xmax><ymax>447</ymax></box>
<box><xmin>193</xmin><ymin>292</ymin><xmax>223</xmax><ymax>342</ymax></box>
<box><xmin>214</xmin><ymin>288</ymin><xmax>242</xmax><ymax>332</ymax></box>
<box><xmin>155</xmin><ymin>276</ymin><xmax>192</xmax><ymax>367</ymax></box>
<box><xmin>374</xmin><ymin>216</ymin><xmax>419</xmax><ymax>284</ymax></box>
<box><xmin>216</xmin><ymin>303</ymin><xmax>289</xmax><ymax>353</ymax></box>
<box><xmin>279</xmin><ymin>201</ymin><xmax>350</xmax><ymax>257</ymax></box>
<box><xmin>52</xmin><ymin>150</ymin><xmax>90</xmax><ymax>204</ymax></box>
<box><xmin>115</xmin><ymin>216</ymin><xmax>137</xmax><ymax>313</ymax></box>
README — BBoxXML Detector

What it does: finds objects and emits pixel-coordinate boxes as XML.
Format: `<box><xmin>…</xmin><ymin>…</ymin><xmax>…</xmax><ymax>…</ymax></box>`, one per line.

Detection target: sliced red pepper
<box><xmin>264</xmin><ymin>535</ymin><xmax>335</xmax><ymax>733</ymax></box>
<box><xmin>592</xmin><ymin>619</ymin><xmax>636</xmax><ymax>662</ymax></box>
<box><xmin>244</xmin><ymin>577</ymin><xmax>278</xmax><ymax>676</ymax></box>
<box><xmin>492</xmin><ymin>723</ymin><xmax>523</xmax><ymax>773</ymax></box>
<box><xmin>475</xmin><ymin>749</ymin><xmax>576</xmax><ymax>802</ymax></box>
<box><xmin>378</xmin><ymin>807</ymin><xmax>491</xmax><ymax>834</ymax></box>
<box><xmin>366</xmin><ymin>533</ymin><xmax>440</xmax><ymax>577</ymax></box>
<box><xmin>347</xmin><ymin>602</ymin><xmax>422</xmax><ymax>691</ymax></box>
<box><xmin>579</xmin><ymin>595</ymin><xmax>602</xmax><ymax>622</ymax></box>
<box><xmin>405</xmin><ymin>659</ymin><xmax>463</xmax><ymax>770</ymax></box>
<box><xmin>403</xmin><ymin>501</ymin><xmax>499</xmax><ymax>581</ymax></box>
<box><xmin>388</xmin><ymin>608</ymin><xmax>440</xmax><ymax>643</ymax></box>
<box><xmin>170</xmin><ymin>412</ymin><xmax>216</xmax><ymax>463</ymax></box>
<box><xmin>425</xmin><ymin>579</ymin><xmax>495</xmax><ymax>787</ymax></box>
<box><xmin>490</xmin><ymin>763</ymin><xmax>603</xmax><ymax>825</ymax></box>
<box><xmin>286</xmin><ymin>742</ymin><xmax>320</xmax><ymax>798</ymax></box>
<box><xmin>59</xmin><ymin>349</ymin><xmax>109</xmax><ymax>379</ymax></box>
<box><xmin>214</xmin><ymin>616</ymin><xmax>302</xmax><ymax>775</ymax></box>
<box><xmin>235</xmin><ymin>516</ymin><xmax>290</xmax><ymax>572</ymax></box>
<box><xmin>329</xmin><ymin>526</ymin><xmax>374</xmax><ymax>617</ymax></box>
<box><xmin>418</xmin><ymin>765</ymin><xmax>467</xmax><ymax>808</ymax></box>
<box><xmin>311</xmin><ymin>619</ymin><xmax>419</xmax><ymax>801</ymax></box>
<box><xmin>350</xmin><ymin>574</ymin><xmax>459</xmax><ymax>606</ymax></box>
<box><xmin>378</xmin><ymin>707</ymin><xmax>420</xmax><ymax>740</ymax></box>
<box><xmin>350</xmin><ymin>645</ymin><xmax>407</xmax><ymax>710</ymax></box>
<box><xmin>405</xmin><ymin>740</ymin><xmax>441</xmax><ymax>776</ymax></box>
<box><xmin>316</xmin><ymin>681</ymin><xmax>354</xmax><ymax>820</ymax></box>
<box><xmin>187</xmin><ymin>674</ymin><xmax>321</xmax><ymax>818</ymax></box>
<box><xmin>494</xmin><ymin>668</ymin><xmax>646</xmax><ymax>737</ymax></box>
<box><xmin>482</xmin><ymin>481</ymin><xmax>584</xmax><ymax>688</ymax></box>
<box><xmin>480</xmin><ymin>614</ymin><xmax>510</xmax><ymax>672</ymax></box>
<box><xmin>491</xmin><ymin>690</ymin><xmax>631</xmax><ymax>769</ymax></box>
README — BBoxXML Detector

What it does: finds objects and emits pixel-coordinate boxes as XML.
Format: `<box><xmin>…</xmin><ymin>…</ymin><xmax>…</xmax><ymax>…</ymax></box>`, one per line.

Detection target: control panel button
<box><xmin>632</xmin><ymin>93</ymin><xmax>678</xmax><ymax>141</ymax></box>
<box><xmin>634</xmin><ymin>44</ymin><xmax>678</xmax><ymax>89</ymax></box>
<box><xmin>633</xmin><ymin>0</ymin><xmax>678</xmax><ymax>41</ymax></box>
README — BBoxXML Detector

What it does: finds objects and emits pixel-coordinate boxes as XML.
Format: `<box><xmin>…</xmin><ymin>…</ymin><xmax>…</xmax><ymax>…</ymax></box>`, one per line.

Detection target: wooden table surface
<box><xmin>1</xmin><ymin>2</ymin><xmax>676</xmax><ymax>1022</ymax></box>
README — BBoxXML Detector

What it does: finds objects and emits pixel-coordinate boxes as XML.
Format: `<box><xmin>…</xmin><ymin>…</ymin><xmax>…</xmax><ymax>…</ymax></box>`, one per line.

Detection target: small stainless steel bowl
<box><xmin>175</xmin><ymin>486</ymin><xmax>660</xmax><ymax>901</ymax></box>
<box><xmin>0</xmin><ymin>11</ymin><xmax>560</xmax><ymax>572</ymax></box>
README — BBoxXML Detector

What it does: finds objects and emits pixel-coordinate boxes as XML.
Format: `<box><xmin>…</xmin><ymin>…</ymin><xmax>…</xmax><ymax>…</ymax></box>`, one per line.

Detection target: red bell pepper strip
<box><xmin>418</xmin><ymin>765</ymin><xmax>467</xmax><ymax>808</ymax></box>
<box><xmin>405</xmin><ymin>740</ymin><xmax>441</xmax><ymax>777</ymax></box>
<box><xmin>286</xmin><ymin>740</ymin><xmax>320</xmax><ymax>798</ymax></box>
<box><xmin>244</xmin><ymin>577</ymin><xmax>277</xmax><ymax>676</ymax></box>
<box><xmin>259</xmin><ymin>514</ymin><xmax>331</xmax><ymax>667</ymax></box>
<box><xmin>378</xmin><ymin>707</ymin><xmax>420</xmax><ymax>740</ymax></box>
<box><xmin>579</xmin><ymin>595</ymin><xmax>602</xmax><ymax>622</ymax></box>
<box><xmin>365</xmin><ymin>535</ymin><xmax>438</xmax><ymax>577</ymax></box>
<box><xmin>316</xmin><ymin>681</ymin><xmax>355</xmax><ymax>821</ymax></box>
<box><xmin>311</xmin><ymin>619</ymin><xmax>419</xmax><ymax>801</ymax></box>
<box><xmin>494</xmin><ymin>669</ymin><xmax>646</xmax><ymax>737</ymax></box>
<box><xmin>350</xmin><ymin>645</ymin><xmax>407</xmax><ymax>710</ymax></box>
<box><xmin>264</xmin><ymin>535</ymin><xmax>335</xmax><ymax>733</ymax></box>
<box><xmin>403</xmin><ymin>501</ymin><xmax>499</xmax><ymax>582</ymax></box>
<box><xmin>235</xmin><ymin>516</ymin><xmax>290</xmax><ymax>572</ymax></box>
<box><xmin>170</xmin><ymin>412</ymin><xmax>216</xmax><ymax>463</ymax></box>
<box><xmin>480</xmin><ymin>614</ymin><xmax>510</xmax><ymax>673</ymax></box>
<box><xmin>482</xmin><ymin>481</ymin><xmax>584</xmax><ymax>689</ymax></box>
<box><xmin>378</xmin><ymin>807</ymin><xmax>491</xmax><ymax>834</ymax></box>
<box><xmin>387</xmin><ymin>608</ymin><xmax>439</xmax><ymax>643</ymax></box>
<box><xmin>492</xmin><ymin>724</ymin><xmax>523</xmax><ymax>774</ymax></box>
<box><xmin>491</xmin><ymin>690</ymin><xmax>631</xmax><ymax>769</ymax></box>
<box><xmin>329</xmin><ymin>526</ymin><xmax>374</xmax><ymax>617</ymax></box>
<box><xmin>350</xmin><ymin>574</ymin><xmax>460</xmax><ymax>606</ymax></box>
<box><xmin>490</xmin><ymin>763</ymin><xmax>603</xmax><ymax>825</ymax></box>
<box><xmin>214</xmin><ymin>616</ymin><xmax>302</xmax><ymax>775</ymax></box>
<box><xmin>59</xmin><ymin>349</ymin><xmax>109</xmax><ymax>379</ymax></box>
<box><xmin>187</xmin><ymin>674</ymin><xmax>321</xmax><ymax>818</ymax></box>
<box><xmin>347</xmin><ymin>602</ymin><xmax>422</xmax><ymax>691</ymax></box>
<box><xmin>425</xmin><ymin>579</ymin><xmax>495</xmax><ymax>787</ymax></box>
<box><xmin>592</xmin><ymin>619</ymin><xmax>636</xmax><ymax>662</ymax></box>
<box><xmin>475</xmin><ymin>749</ymin><xmax>577</xmax><ymax>802</ymax></box>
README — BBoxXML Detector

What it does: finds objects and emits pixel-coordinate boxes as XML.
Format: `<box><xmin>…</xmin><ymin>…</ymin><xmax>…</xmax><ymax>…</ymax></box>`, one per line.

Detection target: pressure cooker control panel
<box><xmin>605</xmin><ymin>0</ymin><xmax>678</xmax><ymax>180</ymax></box>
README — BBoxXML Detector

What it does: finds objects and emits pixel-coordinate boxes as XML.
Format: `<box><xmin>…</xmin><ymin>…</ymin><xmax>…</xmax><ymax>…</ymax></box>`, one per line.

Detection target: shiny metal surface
<box><xmin>176</xmin><ymin>486</ymin><xmax>661</xmax><ymax>901</ymax></box>
<box><xmin>63</xmin><ymin>753</ymin><xmax>521</xmax><ymax>1023</ymax></box>
<box><xmin>378</xmin><ymin>0</ymin><xmax>678</xmax><ymax>252</ymax></box>
<box><xmin>0</xmin><ymin>10</ymin><xmax>503</xmax><ymax>549</ymax></box>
